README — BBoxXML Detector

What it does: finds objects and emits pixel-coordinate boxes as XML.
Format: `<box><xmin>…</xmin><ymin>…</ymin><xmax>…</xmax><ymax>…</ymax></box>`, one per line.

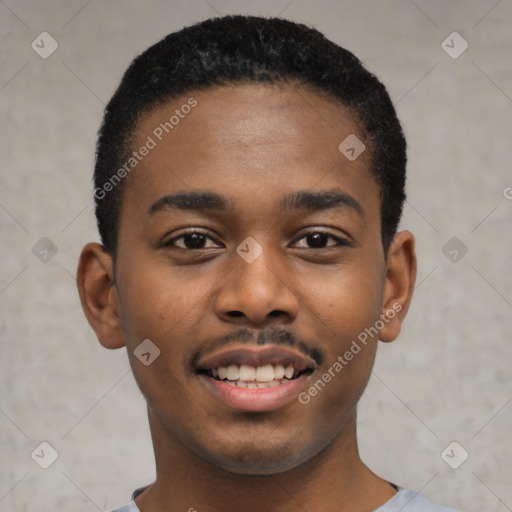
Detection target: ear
<box><xmin>76</xmin><ymin>242</ymin><xmax>125</xmax><ymax>349</ymax></box>
<box><xmin>379</xmin><ymin>230</ymin><xmax>417</xmax><ymax>343</ymax></box>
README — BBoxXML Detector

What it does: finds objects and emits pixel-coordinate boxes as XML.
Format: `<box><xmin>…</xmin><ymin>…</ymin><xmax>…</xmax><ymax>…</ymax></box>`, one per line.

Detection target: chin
<box><xmin>203</xmin><ymin>440</ymin><xmax>319</xmax><ymax>476</ymax></box>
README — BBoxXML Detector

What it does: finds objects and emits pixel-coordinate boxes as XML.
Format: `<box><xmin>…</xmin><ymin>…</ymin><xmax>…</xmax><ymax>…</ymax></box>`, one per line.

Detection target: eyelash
<box><xmin>165</xmin><ymin>229</ymin><xmax>349</xmax><ymax>250</ymax></box>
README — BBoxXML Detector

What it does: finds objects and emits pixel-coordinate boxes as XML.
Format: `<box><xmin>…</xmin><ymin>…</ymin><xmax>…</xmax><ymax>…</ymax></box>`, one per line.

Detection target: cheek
<box><xmin>116</xmin><ymin>261</ymin><xmax>208</xmax><ymax>344</ymax></box>
<box><xmin>115</xmin><ymin>267</ymin><xmax>193</xmax><ymax>412</ymax></box>
<box><xmin>302</xmin><ymin>262</ymin><xmax>384</xmax><ymax>339</ymax></box>
<box><xmin>299</xmin><ymin>275</ymin><xmax>380</xmax><ymax>390</ymax></box>
<box><xmin>296</xmin><ymin>263</ymin><xmax>383</xmax><ymax>404</ymax></box>
<box><xmin>115</xmin><ymin>260</ymin><xmax>214</xmax><ymax>394</ymax></box>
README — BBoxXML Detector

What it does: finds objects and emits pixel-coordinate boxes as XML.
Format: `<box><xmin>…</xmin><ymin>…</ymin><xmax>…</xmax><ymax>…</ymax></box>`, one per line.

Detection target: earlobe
<box><xmin>379</xmin><ymin>230</ymin><xmax>417</xmax><ymax>343</ymax></box>
<box><xmin>76</xmin><ymin>242</ymin><xmax>126</xmax><ymax>349</ymax></box>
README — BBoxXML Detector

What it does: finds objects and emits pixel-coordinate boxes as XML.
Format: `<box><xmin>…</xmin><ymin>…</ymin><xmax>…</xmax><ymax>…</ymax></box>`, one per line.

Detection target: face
<box><xmin>79</xmin><ymin>82</ymin><xmax>415</xmax><ymax>475</ymax></box>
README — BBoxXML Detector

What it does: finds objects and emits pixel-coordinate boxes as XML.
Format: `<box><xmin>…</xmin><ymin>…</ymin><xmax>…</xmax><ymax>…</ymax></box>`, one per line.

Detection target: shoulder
<box><xmin>375</xmin><ymin>487</ymin><xmax>461</xmax><ymax>512</ymax></box>
<box><xmin>110</xmin><ymin>485</ymin><xmax>148</xmax><ymax>512</ymax></box>
<box><xmin>110</xmin><ymin>502</ymin><xmax>141</xmax><ymax>512</ymax></box>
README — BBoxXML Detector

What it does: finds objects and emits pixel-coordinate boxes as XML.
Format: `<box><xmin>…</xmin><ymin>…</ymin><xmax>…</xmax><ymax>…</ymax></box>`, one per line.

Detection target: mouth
<box><xmin>195</xmin><ymin>345</ymin><xmax>316</xmax><ymax>411</ymax></box>
<box><xmin>201</xmin><ymin>363</ymin><xmax>312</xmax><ymax>389</ymax></box>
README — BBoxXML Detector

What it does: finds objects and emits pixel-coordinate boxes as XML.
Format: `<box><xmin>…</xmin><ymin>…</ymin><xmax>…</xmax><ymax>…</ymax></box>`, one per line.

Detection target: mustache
<box><xmin>192</xmin><ymin>325</ymin><xmax>324</xmax><ymax>368</ymax></box>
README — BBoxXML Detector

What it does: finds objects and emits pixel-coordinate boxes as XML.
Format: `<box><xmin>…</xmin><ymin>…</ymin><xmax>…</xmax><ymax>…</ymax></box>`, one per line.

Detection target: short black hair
<box><xmin>94</xmin><ymin>15</ymin><xmax>406</xmax><ymax>257</ymax></box>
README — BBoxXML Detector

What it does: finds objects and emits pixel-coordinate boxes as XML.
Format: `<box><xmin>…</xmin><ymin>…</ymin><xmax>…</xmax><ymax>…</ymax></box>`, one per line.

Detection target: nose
<box><xmin>214</xmin><ymin>246</ymin><xmax>299</xmax><ymax>327</ymax></box>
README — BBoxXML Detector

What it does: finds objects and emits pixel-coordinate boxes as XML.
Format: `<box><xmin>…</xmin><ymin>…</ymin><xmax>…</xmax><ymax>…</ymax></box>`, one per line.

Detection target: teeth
<box><xmin>273</xmin><ymin>364</ymin><xmax>285</xmax><ymax>379</ymax></box>
<box><xmin>226</xmin><ymin>364</ymin><xmax>239</xmax><ymax>381</ymax></box>
<box><xmin>239</xmin><ymin>364</ymin><xmax>256</xmax><ymax>381</ymax></box>
<box><xmin>230</xmin><ymin>379</ymin><xmax>286</xmax><ymax>389</ymax></box>
<box><xmin>209</xmin><ymin>363</ymin><xmax>303</xmax><ymax>385</ymax></box>
<box><xmin>284</xmin><ymin>364</ymin><xmax>294</xmax><ymax>379</ymax></box>
<box><xmin>255</xmin><ymin>364</ymin><xmax>274</xmax><ymax>382</ymax></box>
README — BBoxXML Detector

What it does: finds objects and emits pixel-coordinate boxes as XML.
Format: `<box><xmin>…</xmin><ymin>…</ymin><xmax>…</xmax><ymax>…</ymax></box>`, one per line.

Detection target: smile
<box><xmin>196</xmin><ymin>344</ymin><xmax>316</xmax><ymax>411</ymax></box>
<box><xmin>205</xmin><ymin>363</ymin><xmax>307</xmax><ymax>388</ymax></box>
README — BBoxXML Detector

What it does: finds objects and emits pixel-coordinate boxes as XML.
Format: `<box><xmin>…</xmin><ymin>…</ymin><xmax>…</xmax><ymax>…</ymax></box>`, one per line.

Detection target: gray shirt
<box><xmin>111</xmin><ymin>485</ymin><xmax>461</xmax><ymax>512</ymax></box>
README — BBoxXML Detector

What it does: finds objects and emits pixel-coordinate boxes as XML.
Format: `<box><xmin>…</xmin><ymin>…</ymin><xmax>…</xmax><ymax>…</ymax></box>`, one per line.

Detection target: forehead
<box><xmin>134</xmin><ymin>81</ymin><xmax>367</xmax><ymax>160</ymax></box>
<box><xmin>121</xmin><ymin>82</ymin><xmax>378</xmax><ymax>223</ymax></box>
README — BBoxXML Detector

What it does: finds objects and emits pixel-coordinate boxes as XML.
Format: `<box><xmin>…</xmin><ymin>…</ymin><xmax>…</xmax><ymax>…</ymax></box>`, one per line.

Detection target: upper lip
<box><xmin>196</xmin><ymin>344</ymin><xmax>318</xmax><ymax>373</ymax></box>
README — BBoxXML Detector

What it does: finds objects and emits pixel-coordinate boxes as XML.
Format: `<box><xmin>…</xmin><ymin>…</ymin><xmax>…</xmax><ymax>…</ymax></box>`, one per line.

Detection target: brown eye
<box><xmin>167</xmin><ymin>231</ymin><xmax>220</xmax><ymax>249</ymax></box>
<box><xmin>292</xmin><ymin>232</ymin><xmax>347</xmax><ymax>249</ymax></box>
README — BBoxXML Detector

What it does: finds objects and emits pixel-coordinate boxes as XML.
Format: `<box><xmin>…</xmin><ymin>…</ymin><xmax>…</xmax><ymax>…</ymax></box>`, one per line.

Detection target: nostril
<box><xmin>268</xmin><ymin>310</ymin><xmax>287</xmax><ymax>318</ymax></box>
<box><xmin>227</xmin><ymin>311</ymin><xmax>245</xmax><ymax>318</ymax></box>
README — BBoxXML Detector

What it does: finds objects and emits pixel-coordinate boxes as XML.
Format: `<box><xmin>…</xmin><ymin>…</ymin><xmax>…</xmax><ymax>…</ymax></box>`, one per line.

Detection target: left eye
<box><xmin>167</xmin><ymin>232</ymin><xmax>220</xmax><ymax>249</ymax></box>
<box><xmin>292</xmin><ymin>232</ymin><xmax>346</xmax><ymax>249</ymax></box>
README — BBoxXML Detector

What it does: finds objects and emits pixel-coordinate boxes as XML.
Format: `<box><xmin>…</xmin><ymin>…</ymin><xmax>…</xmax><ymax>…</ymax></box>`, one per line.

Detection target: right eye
<box><xmin>165</xmin><ymin>230</ymin><xmax>222</xmax><ymax>250</ymax></box>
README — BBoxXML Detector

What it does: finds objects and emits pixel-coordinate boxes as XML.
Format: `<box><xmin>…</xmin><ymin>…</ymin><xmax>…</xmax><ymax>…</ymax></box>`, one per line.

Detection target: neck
<box><xmin>135</xmin><ymin>407</ymin><xmax>396</xmax><ymax>512</ymax></box>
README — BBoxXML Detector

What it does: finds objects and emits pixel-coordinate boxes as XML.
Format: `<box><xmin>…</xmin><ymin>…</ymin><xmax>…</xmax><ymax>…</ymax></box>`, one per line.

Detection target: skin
<box><xmin>77</xmin><ymin>82</ymin><xmax>416</xmax><ymax>512</ymax></box>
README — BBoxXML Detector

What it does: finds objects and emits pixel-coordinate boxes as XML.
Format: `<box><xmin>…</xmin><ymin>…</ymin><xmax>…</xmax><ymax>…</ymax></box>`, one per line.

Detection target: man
<box><xmin>77</xmin><ymin>14</ymin><xmax>459</xmax><ymax>512</ymax></box>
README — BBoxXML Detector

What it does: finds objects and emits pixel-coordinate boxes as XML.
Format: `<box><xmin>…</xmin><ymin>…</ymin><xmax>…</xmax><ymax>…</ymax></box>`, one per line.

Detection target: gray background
<box><xmin>1</xmin><ymin>1</ymin><xmax>511</xmax><ymax>511</ymax></box>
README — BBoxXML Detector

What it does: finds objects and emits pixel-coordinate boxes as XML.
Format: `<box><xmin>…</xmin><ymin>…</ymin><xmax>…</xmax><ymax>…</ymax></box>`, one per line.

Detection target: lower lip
<box><xmin>199</xmin><ymin>374</ymin><xmax>309</xmax><ymax>412</ymax></box>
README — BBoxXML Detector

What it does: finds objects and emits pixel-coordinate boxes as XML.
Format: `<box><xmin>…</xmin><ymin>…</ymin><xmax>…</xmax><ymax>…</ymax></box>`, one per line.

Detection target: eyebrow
<box><xmin>280</xmin><ymin>189</ymin><xmax>364</xmax><ymax>217</ymax></box>
<box><xmin>148</xmin><ymin>191</ymin><xmax>230</xmax><ymax>215</ymax></box>
<box><xmin>148</xmin><ymin>189</ymin><xmax>364</xmax><ymax>218</ymax></box>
